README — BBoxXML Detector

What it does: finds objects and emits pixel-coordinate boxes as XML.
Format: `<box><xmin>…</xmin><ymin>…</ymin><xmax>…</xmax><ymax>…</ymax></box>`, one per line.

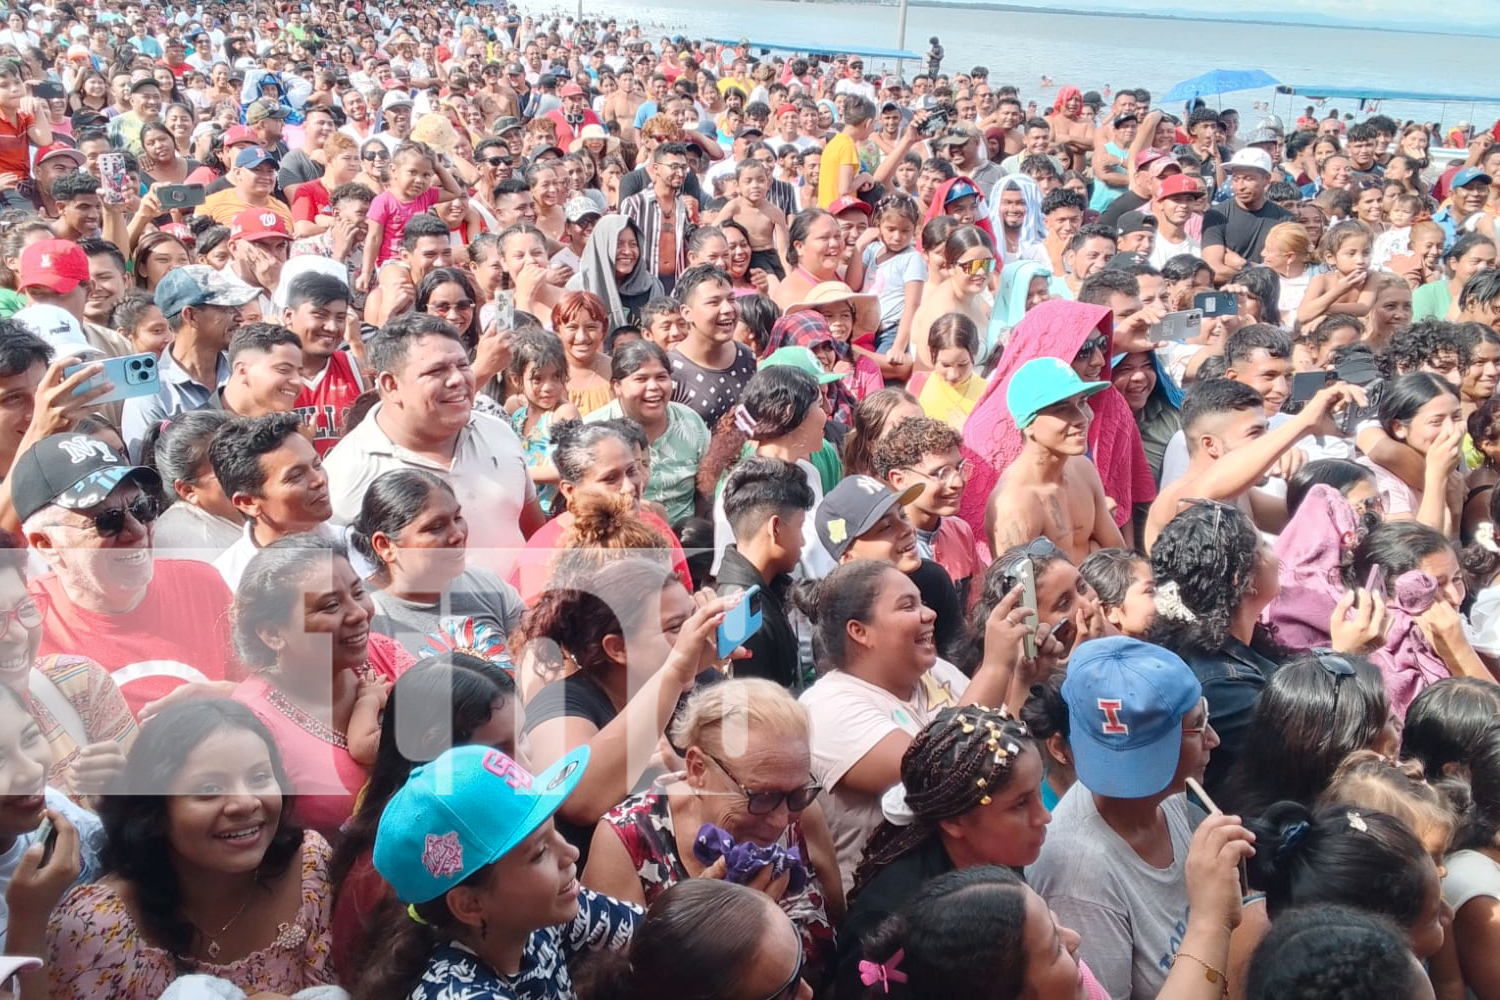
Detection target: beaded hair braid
<box><xmin>850</xmin><ymin>706</ymin><xmax>1032</xmax><ymax>897</ymax></box>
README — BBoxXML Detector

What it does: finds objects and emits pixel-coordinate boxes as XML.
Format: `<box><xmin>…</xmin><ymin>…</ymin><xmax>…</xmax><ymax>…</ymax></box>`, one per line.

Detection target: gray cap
<box><xmin>1246</xmin><ymin>127</ymin><xmax>1281</xmax><ymax>147</ymax></box>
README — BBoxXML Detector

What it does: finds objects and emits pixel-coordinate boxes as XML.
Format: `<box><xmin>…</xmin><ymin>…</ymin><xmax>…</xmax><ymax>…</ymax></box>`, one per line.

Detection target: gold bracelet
<box><xmin>1172</xmin><ymin>952</ymin><xmax>1228</xmax><ymax>997</ymax></box>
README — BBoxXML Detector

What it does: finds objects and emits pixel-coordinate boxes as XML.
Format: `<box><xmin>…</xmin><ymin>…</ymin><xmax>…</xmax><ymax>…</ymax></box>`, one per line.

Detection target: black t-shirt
<box><xmin>1097</xmin><ymin>190</ymin><xmax>1148</xmax><ymax>229</ymax></box>
<box><xmin>668</xmin><ymin>343</ymin><xmax>758</xmax><ymax>431</ymax></box>
<box><xmin>1200</xmin><ymin>198</ymin><xmax>1293</xmax><ymax>264</ymax></box>
<box><xmin>910</xmin><ymin>558</ymin><xmax>963</xmax><ymax>662</ymax></box>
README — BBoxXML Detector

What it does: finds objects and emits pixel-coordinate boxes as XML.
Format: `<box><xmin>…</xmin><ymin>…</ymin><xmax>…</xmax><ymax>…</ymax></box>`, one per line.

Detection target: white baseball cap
<box><xmin>1224</xmin><ymin>147</ymin><xmax>1274</xmax><ymax>175</ymax></box>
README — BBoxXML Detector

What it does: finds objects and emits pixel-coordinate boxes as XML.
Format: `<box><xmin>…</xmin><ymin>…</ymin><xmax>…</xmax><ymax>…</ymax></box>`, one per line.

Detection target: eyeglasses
<box><xmin>1181</xmin><ymin>698</ymin><xmax>1212</xmax><ymax>738</ymax></box>
<box><xmin>1314</xmin><ymin>650</ymin><xmax>1356</xmax><ymax>718</ymax></box>
<box><xmin>82</xmin><ymin>494</ymin><xmax>160</xmax><ymax>538</ymax></box>
<box><xmin>0</xmin><ymin>593</ymin><xmax>45</xmax><ymax>643</ymax></box>
<box><xmin>705</xmin><ymin>752</ymin><xmax>822</xmax><ymax>815</ymax></box>
<box><xmin>957</xmin><ymin>257</ymin><xmax>995</xmax><ymax>276</ymax></box>
<box><xmin>1075</xmin><ymin>334</ymin><xmax>1108</xmax><ymax>358</ymax></box>
<box><xmin>904</xmin><ymin>459</ymin><xmax>972</xmax><ymax>485</ymax></box>
<box><xmin>762</xmin><ymin>940</ymin><xmax>805</xmax><ymax>1000</ymax></box>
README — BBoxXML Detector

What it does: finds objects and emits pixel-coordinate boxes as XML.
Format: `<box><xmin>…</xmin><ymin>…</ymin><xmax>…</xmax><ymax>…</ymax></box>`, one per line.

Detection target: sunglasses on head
<box><xmin>85</xmin><ymin>494</ymin><xmax>160</xmax><ymax>538</ymax></box>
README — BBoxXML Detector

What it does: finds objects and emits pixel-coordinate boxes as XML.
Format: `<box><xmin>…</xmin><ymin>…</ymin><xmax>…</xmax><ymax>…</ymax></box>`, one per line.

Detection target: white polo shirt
<box><xmin>323</xmin><ymin>402</ymin><xmax>536</xmax><ymax>572</ymax></box>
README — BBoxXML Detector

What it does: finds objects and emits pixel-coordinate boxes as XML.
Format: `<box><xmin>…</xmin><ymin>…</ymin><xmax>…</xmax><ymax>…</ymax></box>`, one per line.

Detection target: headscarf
<box><xmin>566</xmin><ymin>215</ymin><xmax>663</xmax><ymax>328</ymax></box>
<box><xmin>987</xmin><ymin>174</ymin><xmax>1044</xmax><ymax>247</ymax></box>
<box><xmin>766</xmin><ymin>311</ymin><xmax>858</xmax><ymax>425</ymax></box>
<box><xmin>983</xmin><ymin>259</ymin><xmax>1050</xmax><ymax>363</ymax></box>
<box><xmin>958</xmin><ymin>299</ymin><xmax>1155</xmax><ymax>547</ymax></box>
<box><xmin>919</xmin><ymin>176</ymin><xmax>996</xmax><ymax>251</ymax></box>
<box><xmin>1367</xmin><ymin>571</ymin><xmax>1450</xmax><ymax>719</ymax></box>
<box><xmin>1264</xmin><ymin>484</ymin><xmax>1358</xmax><ymax>652</ymax></box>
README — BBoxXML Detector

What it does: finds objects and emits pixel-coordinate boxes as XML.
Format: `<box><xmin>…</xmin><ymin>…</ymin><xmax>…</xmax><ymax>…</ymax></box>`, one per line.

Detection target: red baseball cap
<box><xmin>230</xmin><ymin>209</ymin><xmax>291</xmax><ymax>242</ymax></box>
<box><xmin>1135</xmin><ymin>147</ymin><xmax>1172</xmax><ymax>171</ymax></box>
<box><xmin>223</xmin><ymin>124</ymin><xmax>258</xmax><ymax>147</ymax></box>
<box><xmin>776</xmin><ymin>102</ymin><xmax>798</xmax><ymax>118</ymax></box>
<box><xmin>559</xmin><ymin>82</ymin><xmax>585</xmax><ymax>98</ymax></box>
<box><xmin>19</xmin><ymin>240</ymin><xmax>90</xmax><ymax>294</ymax></box>
<box><xmin>1157</xmin><ymin>174</ymin><xmax>1206</xmax><ymax>199</ymax></box>
<box><xmin>828</xmin><ymin>195</ymin><xmax>872</xmax><ymax>218</ymax></box>
<box><xmin>34</xmin><ymin>143</ymin><xmax>86</xmax><ymax>168</ymax></box>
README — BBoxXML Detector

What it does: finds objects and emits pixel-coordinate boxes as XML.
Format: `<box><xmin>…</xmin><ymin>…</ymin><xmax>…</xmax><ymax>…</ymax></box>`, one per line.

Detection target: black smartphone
<box><xmin>157</xmin><ymin>183</ymin><xmax>207</xmax><ymax>209</ymax></box>
<box><xmin>1194</xmin><ymin>291</ymin><xmax>1238</xmax><ymax>318</ymax></box>
<box><xmin>32</xmin><ymin>81</ymin><xmax>64</xmax><ymax>101</ymax></box>
<box><xmin>917</xmin><ymin>109</ymin><xmax>950</xmax><ymax>138</ymax></box>
<box><xmin>1050</xmin><ymin>618</ymin><xmax>1077</xmax><ymax>656</ymax></box>
<box><xmin>1281</xmin><ymin>370</ymin><xmax>1335</xmax><ymax>415</ymax></box>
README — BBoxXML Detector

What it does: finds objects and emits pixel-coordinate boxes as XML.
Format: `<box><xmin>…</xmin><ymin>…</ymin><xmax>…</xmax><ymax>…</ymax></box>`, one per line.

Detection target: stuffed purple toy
<box><xmin>693</xmin><ymin>823</ymin><xmax>808</xmax><ymax>894</ymax></box>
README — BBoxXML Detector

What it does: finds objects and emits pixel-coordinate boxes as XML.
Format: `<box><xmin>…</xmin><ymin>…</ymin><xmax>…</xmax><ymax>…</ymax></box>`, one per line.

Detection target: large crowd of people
<box><xmin>2</xmin><ymin>2</ymin><xmax>1500</xmax><ymax>999</ymax></box>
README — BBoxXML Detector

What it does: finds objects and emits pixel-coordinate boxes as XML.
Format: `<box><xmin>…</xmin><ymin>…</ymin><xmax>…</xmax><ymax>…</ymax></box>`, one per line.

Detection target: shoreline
<box><xmin>778</xmin><ymin>0</ymin><xmax>1492</xmax><ymax>41</ymax></box>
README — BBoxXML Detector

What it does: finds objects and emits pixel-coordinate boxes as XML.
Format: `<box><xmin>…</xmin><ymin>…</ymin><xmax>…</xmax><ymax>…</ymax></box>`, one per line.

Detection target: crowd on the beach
<box><xmin>6</xmin><ymin>3</ymin><xmax>1500</xmax><ymax>1000</ymax></box>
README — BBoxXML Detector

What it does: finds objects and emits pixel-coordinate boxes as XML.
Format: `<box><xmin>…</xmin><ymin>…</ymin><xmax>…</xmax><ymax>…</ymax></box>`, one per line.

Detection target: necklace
<box><xmin>265</xmin><ymin>687</ymin><xmax>349</xmax><ymax>749</ymax></box>
<box><xmin>185</xmin><ymin>887</ymin><xmax>256</xmax><ymax>960</ymax></box>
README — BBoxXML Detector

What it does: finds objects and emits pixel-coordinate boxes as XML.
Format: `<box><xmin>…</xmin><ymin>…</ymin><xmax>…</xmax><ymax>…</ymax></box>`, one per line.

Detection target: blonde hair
<box><xmin>1321</xmin><ymin>750</ymin><xmax>1456</xmax><ymax>855</ymax></box>
<box><xmin>1264</xmin><ymin>222</ymin><xmax>1314</xmax><ymax>266</ymax></box>
<box><xmin>323</xmin><ymin>131</ymin><xmax>357</xmax><ymax>158</ymax></box>
<box><xmin>669</xmin><ymin>677</ymin><xmax>809</xmax><ymax>758</ymax></box>
<box><xmin>1367</xmin><ymin>271</ymin><xmax>1410</xmax><ymax>301</ymax></box>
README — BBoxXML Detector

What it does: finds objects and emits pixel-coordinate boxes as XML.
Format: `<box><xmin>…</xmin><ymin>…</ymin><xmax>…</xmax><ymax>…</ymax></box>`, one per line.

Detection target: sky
<box><xmin>992</xmin><ymin>0</ymin><xmax>1498</xmax><ymax>34</ymax></box>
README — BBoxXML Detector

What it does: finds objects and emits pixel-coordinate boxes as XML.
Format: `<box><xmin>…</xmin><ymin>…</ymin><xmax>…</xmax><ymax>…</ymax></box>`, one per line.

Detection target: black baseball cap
<box><xmin>10</xmin><ymin>433</ymin><xmax>161</xmax><ymax>523</ymax></box>
<box><xmin>815</xmin><ymin>475</ymin><xmax>924</xmax><ymax>560</ymax></box>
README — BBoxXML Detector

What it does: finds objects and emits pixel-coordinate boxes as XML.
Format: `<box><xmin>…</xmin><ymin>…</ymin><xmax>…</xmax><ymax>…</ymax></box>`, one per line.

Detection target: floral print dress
<box><xmin>601</xmin><ymin>785</ymin><xmax>835</xmax><ymax>975</ymax></box>
<box><xmin>45</xmin><ymin>830</ymin><xmax>337</xmax><ymax>1000</ymax></box>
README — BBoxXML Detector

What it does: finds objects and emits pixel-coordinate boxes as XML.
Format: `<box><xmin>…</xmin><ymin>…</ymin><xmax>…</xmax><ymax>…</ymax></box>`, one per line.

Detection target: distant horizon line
<box><xmin>832</xmin><ymin>0</ymin><xmax>1496</xmax><ymax>39</ymax></box>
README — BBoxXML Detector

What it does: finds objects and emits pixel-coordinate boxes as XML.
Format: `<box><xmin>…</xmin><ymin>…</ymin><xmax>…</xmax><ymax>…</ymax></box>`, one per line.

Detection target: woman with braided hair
<box><xmin>832</xmin><ymin>706</ymin><xmax>1047</xmax><ymax>1000</ymax></box>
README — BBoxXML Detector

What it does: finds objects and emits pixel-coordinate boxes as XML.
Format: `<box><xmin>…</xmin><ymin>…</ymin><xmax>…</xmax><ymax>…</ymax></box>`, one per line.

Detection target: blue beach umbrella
<box><xmin>1162</xmin><ymin>69</ymin><xmax>1281</xmax><ymax>104</ymax></box>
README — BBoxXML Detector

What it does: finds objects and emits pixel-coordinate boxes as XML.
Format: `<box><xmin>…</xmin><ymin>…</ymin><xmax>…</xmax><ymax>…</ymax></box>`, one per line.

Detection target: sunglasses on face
<box><xmin>1075</xmin><ymin>334</ymin><xmax>1107</xmax><ymax>358</ymax></box>
<box><xmin>957</xmin><ymin>257</ymin><xmax>995</xmax><ymax>276</ymax></box>
<box><xmin>84</xmin><ymin>494</ymin><xmax>161</xmax><ymax>538</ymax></box>
<box><xmin>706</xmin><ymin>752</ymin><xmax>822</xmax><ymax>815</ymax></box>
<box><xmin>482</xmin><ymin>155</ymin><xmax>513</xmax><ymax>167</ymax></box>
<box><xmin>363</xmin><ymin>149</ymin><xmax>390</xmax><ymax>160</ymax></box>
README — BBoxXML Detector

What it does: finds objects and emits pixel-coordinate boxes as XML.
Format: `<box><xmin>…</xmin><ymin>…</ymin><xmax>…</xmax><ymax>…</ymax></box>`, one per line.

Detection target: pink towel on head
<box><xmin>1370</xmin><ymin>570</ymin><xmax>1452</xmax><ymax>718</ymax></box>
<box><xmin>1265</xmin><ymin>484</ymin><xmax>1358</xmax><ymax>651</ymax></box>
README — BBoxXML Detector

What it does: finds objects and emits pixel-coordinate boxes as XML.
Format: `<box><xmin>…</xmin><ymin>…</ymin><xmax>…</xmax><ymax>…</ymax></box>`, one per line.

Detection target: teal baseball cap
<box><xmin>1006</xmin><ymin>357</ymin><xmax>1108</xmax><ymax>429</ymax></box>
<box><xmin>374</xmin><ymin>744</ymin><xmax>588</xmax><ymax>903</ymax></box>
<box><xmin>761</xmin><ymin>345</ymin><xmax>850</xmax><ymax>385</ymax></box>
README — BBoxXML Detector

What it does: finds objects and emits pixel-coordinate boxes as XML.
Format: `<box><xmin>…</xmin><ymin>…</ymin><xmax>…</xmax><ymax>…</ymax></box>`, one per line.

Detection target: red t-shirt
<box><xmin>291</xmin><ymin>178</ymin><xmax>331</xmax><ymax>224</ymax></box>
<box><xmin>0</xmin><ymin>106</ymin><xmax>36</xmax><ymax>180</ymax></box>
<box><xmin>34</xmin><ymin>560</ymin><xmax>239</xmax><ymax>717</ymax></box>
<box><xmin>295</xmin><ymin>350</ymin><xmax>365</xmax><ymax>455</ymax></box>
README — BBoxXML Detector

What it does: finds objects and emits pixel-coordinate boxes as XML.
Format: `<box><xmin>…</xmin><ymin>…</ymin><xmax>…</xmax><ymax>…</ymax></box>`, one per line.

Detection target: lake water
<box><xmin>567</xmin><ymin>0</ymin><xmax>1499</xmax><ymax>131</ymax></box>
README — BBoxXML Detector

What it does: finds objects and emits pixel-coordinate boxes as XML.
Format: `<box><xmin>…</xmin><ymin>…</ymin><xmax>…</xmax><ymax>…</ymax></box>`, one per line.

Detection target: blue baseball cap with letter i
<box><xmin>1060</xmin><ymin>636</ymin><xmax>1203</xmax><ymax>799</ymax></box>
<box><xmin>374</xmin><ymin>744</ymin><xmax>589</xmax><ymax>903</ymax></box>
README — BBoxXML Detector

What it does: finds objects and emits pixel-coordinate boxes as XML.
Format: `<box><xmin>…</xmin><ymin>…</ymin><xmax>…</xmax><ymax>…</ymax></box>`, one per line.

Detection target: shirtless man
<box><xmin>718</xmin><ymin>161</ymin><xmax>788</xmax><ymax>279</ymax></box>
<box><xmin>1144</xmin><ymin>376</ymin><xmax>1361</xmax><ymax>549</ymax></box>
<box><xmin>603</xmin><ymin>69</ymin><xmax>647</xmax><ymax>143</ymax></box>
<box><xmin>988</xmin><ymin>358</ymin><xmax>1124</xmax><ymax>563</ymax></box>
<box><xmin>1048</xmin><ymin>88</ymin><xmax>1095</xmax><ymax>172</ymax></box>
<box><xmin>983</xmin><ymin>96</ymin><xmax>1027</xmax><ymax>157</ymax></box>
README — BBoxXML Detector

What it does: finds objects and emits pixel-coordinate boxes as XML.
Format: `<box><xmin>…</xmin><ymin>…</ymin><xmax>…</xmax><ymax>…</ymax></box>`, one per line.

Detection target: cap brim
<box><xmin>0</xmin><ymin>956</ymin><xmax>41</xmax><ymax>982</ymax></box>
<box><xmin>1070</xmin><ymin>719</ymin><xmax>1182</xmax><ymax>798</ymax></box>
<box><xmin>1019</xmin><ymin>380</ymin><xmax>1109</xmax><ymax>428</ymax></box>
<box><xmin>55</xmin><ymin>466</ymin><xmax>161</xmax><ymax>511</ymax></box>
<box><xmin>485</xmin><ymin>745</ymin><xmax>589</xmax><ymax>867</ymax></box>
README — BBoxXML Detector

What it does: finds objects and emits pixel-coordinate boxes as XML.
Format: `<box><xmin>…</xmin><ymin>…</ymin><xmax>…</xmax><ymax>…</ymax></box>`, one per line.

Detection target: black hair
<box><xmin>1066</xmin><ymin>222</ymin><xmax>1116</xmax><ymax>255</ymax></box>
<box><xmin>195</xmin><ymin>224</ymin><xmax>231</xmax><ymax>259</ymax></box>
<box><xmin>111</xmin><ymin>290</ymin><xmax>163</xmax><ymax>337</ymax></box>
<box><xmin>329</xmin><ymin>180</ymin><xmax>375</xmax><ymax>208</ymax></box>
<box><xmin>608</xmin><ymin>338</ymin><xmax>670</xmax><ymax>382</ymax></box>
<box><xmin>97</xmin><ymin>698</ymin><xmax>303</xmax><ymax>963</ymax></box>
<box><xmin>367</xmin><ymin>311</ymin><xmax>461</xmax><ymax>376</ymax></box>
<box><xmin>1266</xmin><ymin>180</ymin><xmax>1302</xmax><ymax>205</ymax></box>
<box><xmin>1445</xmin><ymin>231</ymin><xmax>1495</xmax><ymax>265</ymax></box>
<box><xmin>788</xmin><ymin>559</ymin><xmax>898</xmax><ymax>666</ymax></box>
<box><xmin>208</xmin><ymin>411</ymin><xmax>308</xmax><ymax>503</ymax></box>
<box><xmin>1078</xmin><ymin>547</ymin><xmax>1147</xmax><ymax>609</ymax></box>
<box><xmin>1400</xmin><ymin>677</ymin><xmax>1500</xmax><ymax>781</ymax></box>
<box><xmin>349</xmin><ymin>468</ymin><xmax>456</xmax><ymax>579</ymax></box>
<box><xmin>1350</xmin><ymin>519</ymin><xmax>1456</xmax><ymax>600</ymax></box>
<box><xmin>859</xmin><ymin>866</ymin><xmax>1031</xmax><ymax>1000</ymax></box>
<box><xmin>227</xmin><ymin>321</ymin><xmax>300</xmax><ymax>364</ymax></box>
<box><xmin>1225</xmin><ymin>322</ymin><xmax>1292</xmax><ymax>369</ymax></box>
<box><xmin>1377</xmin><ymin>371</ymin><xmax>1458</xmax><ymax>437</ymax></box>
<box><xmin>415</xmin><ymin>267</ymin><xmax>483</xmax><ymax>349</ymax></box>
<box><xmin>0</xmin><ymin>320</ymin><xmax>51</xmax><ymax>378</ymax></box>
<box><xmin>1245</xmin><ymin>801</ymin><xmax>1432</xmax><ymax>931</ymax></box>
<box><xmin>400</xmin><ymin>212</ymin><xmax>451</xmax><ymax>251</ymax></box>
<box><xmin>1160</xmin><ymin>252</ymin><xmax>1212</xmax><ymax>285</ymax></box>
<box><xmin>230</xmin><ymin>533</ymin><xmax>349</xmax><ymax>670</ymax></box>
<box><xmin>1232</xmin><ymin>266</ymin><xmax>1283</xmax><ymax>327</ymax></box>
<box><xmin>142</xmin><ymin>410</ymin><xmax>232</xmax><ymax>500</ymax></box>
<box><xmin>1179</xmin><ymin>377</ymin><xmax>1264</xmax><ymax>439</ymax></box>
<box><xmin>1076</xmin><ymin>269</ymin><xmax>1138</xmax><ymax>307</ymax></box>
<box><xmin>1386</xmin><ymin>319</ymin><xmax>1469</xmax><ymax>377</ymax></box>
<box><xmin>1245</xmin><ymin>904</ymin><xmax>1425</xmax><ymax>1000</ymax></box>
<box><xmin>1285</xmin><ymin>458</ymin><xmax>1376</xmax><ymax>518</ymax></box>
<box><xmin>1459</xmin><ymin>269</ymin><xmax>1500</xmax><ymax>311</ymax></box>
<box><xmin>51</xmin><ymin>169</ymin><xmax>104</xmax><ymax>203</ymax></box>
<box><xmin>1225</xmin><ymin>654</ymin><xmax>1390</xmax><ymax>815</ymax></box>
<box><xmin>1147</xmin><ymin>500</ymin><xmax>1280</xmax><ymax>658</ymax></box>
<box><xmin>721</xmin><ymin>455</ymin><xmax>815</xmax><ymax>539</ymax></box>
<box><xmin>1039</xmin><ymin>188</ymin><xmax>1085</xmax><ymax>217</ymax></box>
<box><xmin>286</xmin><ymin>271</ymin><xmax>350</xmax><ymax>310</ymax></box>
<box><xmin>734</xmin><ymin>294</ymin><xmax>779</xmax><ymax>356</ymax></box>
<box><xmin>674</xmin><ymin>263</ymin><xmax>732</xmax><ymax>305</ymax></box>
<box><xmin>852</xmin><ymin>708</ymin><xmax>1035</xmax><ymax>897</ymax></box>
<box><xmin>77</xmin><ymin>237</ymin><xmax>126</xmax><ymax>274</ymax></box>
<box><xmin>699</xmin><ymin>365</ymin><xmax>820</xmax><ymax>494</ymax></box>
<box><xmin>549</xmin><ymin>418</ymin><xmax>637</xmax><ymax>487</ymax></box>
<box><xmin>785</xmin><ymin>209</ymin><xmax>835</xmax><ymax>268</ymax></box>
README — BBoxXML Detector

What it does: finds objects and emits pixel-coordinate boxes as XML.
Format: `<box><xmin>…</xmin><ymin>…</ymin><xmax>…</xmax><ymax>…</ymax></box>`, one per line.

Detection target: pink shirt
<box><xmin>368</xmin><ymin>187</ymin><xmax>441</xmax><ymax>264</ymax></box>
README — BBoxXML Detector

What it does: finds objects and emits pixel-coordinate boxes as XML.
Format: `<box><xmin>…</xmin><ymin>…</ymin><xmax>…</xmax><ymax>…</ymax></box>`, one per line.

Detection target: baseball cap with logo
<box><xmin>154</xmin><ymin>264</ymin><xmax>259</xmax><ymax>318</ymax></box>
<box><xmin>1453</xmin><ymin>166</ymin><xmax>1494</xmax><ymax>189</ymax></box>
<box><xmin>559</xmin><ymin>82</ymin><xmax>585</xmax><ymax>98</ymax></box>
<box><xmin>381</xmin><ymin>90</ymin><xmax>414</xmax><ymax>112</ymax></box>
<box><xmin>230</xmin><ymin>209</ymin><xmax>291</xmax><ymax>243</ymax></box>
<box><xmin>815</xmin><ymin>475</ymin><xmax>924</xmax><ymax>561</ymax></box>
<box><xmin>34</xmin><ymin>143</ymin><xmax>86</xmax><ymax>169</ymax></box>
<box><xmin>1006</xmin><ymin>357</ymin><xmax>1108</xmax><ymax>430</ymax></box>
<box><xmin>19</xmin><ymin>240</ymin><xmax>90</xmax><ymax>294</ymax></box>
<box><xmin>1157</xmin><ymin>174</ymin><xmax>1206</xmax><ymax>200</ymax></box>
<box><xmin>234</xmin><ymin>146</ymin><xmax>279</xmax><ymax>170</ymax></box>
<box><xmin>374</xmin><ymin>744</ymin><xmax>589</xmax><ymax>903</ymax></box>
<box><xmin>244</xmin><ymin>99</ymin><xmax>289</xmax><ymax>124</ymax></box>
<box><xmin>1060</xmin><ymin>636</ymin><xmax>1203</xmax><ymax>799</ymax></box>
<box><xmin>9</xmin><ymin>433</ymin><xmax>162</xmax><ymax>523</ymax></box>
<box><xmin>564</xmin><ymin>196</ymin><xmax>602</xmax><ymax>224</ymax></box>
<box><xmin>13</xmin><ymin>304</ymin><xmax>98</xmax><ymax>360</ymax></box>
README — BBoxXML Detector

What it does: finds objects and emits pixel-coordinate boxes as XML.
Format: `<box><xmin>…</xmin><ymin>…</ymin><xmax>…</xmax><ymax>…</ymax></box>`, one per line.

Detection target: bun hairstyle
<box><xmin>1244</xmin><ymin>801</ymin><xmax>1432</xmax><ymax>931</ymax></box>
<box><xmin>852</xmin><ymin>708</ymin><xmax>1034</xmax><ymax>896</ymax></box>
<box><xmin>558</xmin><ymin>489</ymin><xmax>669</xmax><ymax>552</ymax></box>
